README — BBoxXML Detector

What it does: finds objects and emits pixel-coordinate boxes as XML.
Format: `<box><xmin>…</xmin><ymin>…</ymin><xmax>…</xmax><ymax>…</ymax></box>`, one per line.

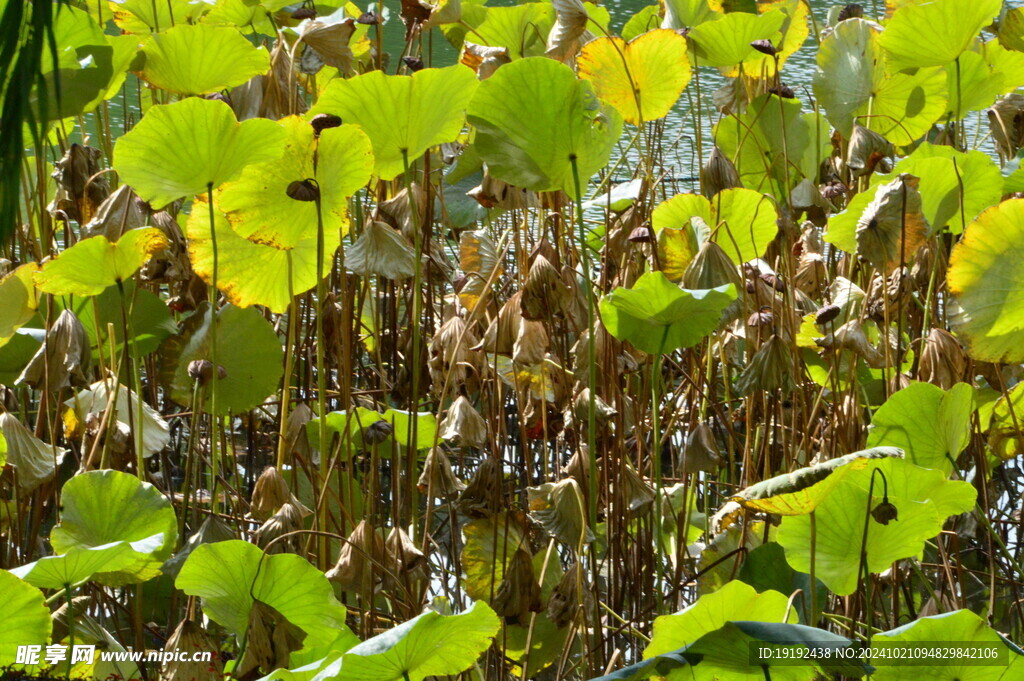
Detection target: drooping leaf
<box><xmin>49</xmin><ymin>469</ymin><xmax>178</xmax><ymax>585</ymax></box>
<box><xmin>854</xmin><ymin>173</ymin><xmax>929</xmax><ymax>272</ymax></box>
<box><xmin>140</xmin><ymin>23</ymin><xmax>269</xmax><ymax>95</ymax></box>
<box><xmin>599</xmin><ymin>271</ymin><xmax>736</xmax><ymax>355</ymax></box>
<box><xmin>652</xmin><ymin>188</ymin><xmax>779</xmax><ymax>265</ymax></box>
<box><xmin>0</xmin><ymin>411</ymin><xmax>62</xmax><ymax>492</ymax></box>
<box><xmin>686</xmin><ymin>9</ymin><xmax>785</xmax><ymax>69</ymax></box>
<box><xmin>65</xmin><ymin>379</ymin><xmax>171</xmax><ymax>459</ymax></box>
<box><xmin>778</xmin><ymin>456</ymin><xmax>977</xmax><ymax>595</ymax></box>
<box><xmin>176</xmin><ymin>540</ymin><xmax>352</xmax><ymax>648</ymax></box>
<box><xmin>0</xmin><ymin>569</ymin><xmax>51</xmax><ymax>661</ymax></box>
<box><xmin>113</xmin><ymin>97</ymin><xmax>285</xmax><ymax>208</ymax></box>
<box><xmin>33</xmin><ymin>228</ymin><xmax>168</xmax><ymax>297</ymax></box>
<box><xmin>948</xmin><ymin>198</ymin><xmax>1024</xmax><ymax>363</ymax></box>
<box><xmin>10</xmin><ymin>539</ymin><xmax>161</xmax><ymax>589</ymax></box>
<box><xmin>866</xmin><ymin>382</ymin><xmax>974</xmax><ymax>473</ymax></box>
<box><xmin>527</xmin><ymin>478</ymin><xmax>593</xmax><ymax>548</ymax></box>
<box><xmin>217</xmin><ymin>116</ymin><xmax>373</xmax><ymax>248</ymax></box>
<box><xmin>310</xmin><ymin>64</ymin><xmax>478</xmax><ymax>180</ymax></box>
<box><xmin>330</xmin><ymin>601</ymin><xmax>500</xmax><ymax>681</ymax></box>
<box><xmin>878</xmin><ymin>0</ymin><xmax>1002</xmax><ymax>72</ymax></box>
<box><xmin>577</xmin><ymin>29</ymin><xmax>690</xmax><ymax>126</ymax></box>
<box><xmin>187</xmin><ymin>197</ymin><xmax>340</xmax><ymax>313</ymax></box>
<box><xmin>158</xmin><ymin>303</ymin><xmax>284</xmax><ymax>414</ymax></box>
<box><xmin>466</xmin><ymin>57</ymin><xmax>622</xmax><ymax>199</ymax></box>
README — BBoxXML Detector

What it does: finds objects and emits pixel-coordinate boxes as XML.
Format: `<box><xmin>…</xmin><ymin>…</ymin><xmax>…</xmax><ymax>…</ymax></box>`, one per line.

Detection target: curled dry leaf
<box><xmin>439</xmin><ymin>394</ymin><xmax>488</xmax><ymax>448</ymax></box>
<box><xmin>855</xmin><ymin>173</ymin><xmax>929</xmax><ymax>272</ymax></box>
<box><xmin>527</xmin><ymin>477</ymin><xmax>593</xmax><ymax>548</ymax></box>
<box><xmin>161</xmin><ymin>620</ymin><xmax>222</xmax><ymax>681</ymax></box>
<box><xmin>0</xmin><ymin>411</ymin><xmax>63</xmax><ymax>492</ymax></box>
<box><xmin>492</xmin><ymin>548</ymin><xmax>542</xmax><ymax>626</ymax></box>
<box><xmin>458</xmin><ymin>229</ymin><xmax>503</xmax><ymax>310</ymax></box>
<box><xmin>16</xmin><ymin>308</ymin><xmax>91</xmax><ymax>392</ymax></box>
<box><xmin>461</xmin><ymin>42</ymin><xmax>511</xmax><ymax>79</ymax></box>
<box><xmin>325</xmin><ymin>519</ymin><xmax>388</xmax><ymax>592</ymax></box>
<box><xmin>418</xmin><ymin>447</ymin><xmax>468</xmax><ymax>498</ymax></box>
<box><xmin>344</xmin><ymin>221</ymin><xmax>418</xmax><ymax>281</ymax></box>
<box><xmin>458</xmin><ymin>456</ymin><xmax>505</xmax><ymax>518</ymax></box>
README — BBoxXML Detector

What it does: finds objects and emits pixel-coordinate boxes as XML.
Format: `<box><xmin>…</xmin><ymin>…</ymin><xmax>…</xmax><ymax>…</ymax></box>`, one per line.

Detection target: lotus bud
<box><xmin>618</xmin><ymin>461</ymin><xmax>655</xmax><ymax>519</ymax></box>
<box><xmin>735</xmin><ymin>335</ymin><xmax>797</xmax><ymax>395</ymax></box>
<box><xmin>701</xmin><ymin>146</ymin><xmax>742</xmax><ymax>198</ymax></box>
<box><xmin>286</xmin><ymin>179</ymin><xmax>320</xmax><ymax>202</ymax></box>
<box><xmin>418</xmin><ymin>447</ymin><xmax>467</xmax><ymax>498</ymax></box>
<box><xmin>492</xmin><ymin>548</ymin><xmax>542</xmax><ymax>626</ymax></box>
<box><xmin>310</xmin><ymin>113</ymin><xmax>342</xmax><ymax>134</ymax></box>
<box><xmin>681</xmin><ymin>422</ymin><xmax>723</xmax><ymax>474</ymax></box>
<box><xmin>16</xmin><ymin>309</ymin><xmax>91</xmax><ymax>392</ymax></box>
<box><xmin>917</xmin><ymin>328</ymin><xmax>966</xmax><ymax>390</ymax></box>
<box><xmin>161</xmin><ymin>620</ymin><xmax>222</xmax><ymax>681</ymax></box>
<box><xmin>458</xmin><ymin>456</ymin><xmax>505</xmax><ymax>517</ymax></box>
<box><xmin>254</xmin><ymin>502</ymin><xmax>304</xmax><ymax>554</ymax></box>
<box><xmin>750</xmin><ymin>39</ymin><xmax>778</xmax><ymax>56</ymax></box>
<box><xmin>236</xmin><ymin>600</ymin><xmax>306</xmax><ymax>677</ymax></box>
<box><xmin>513</xmin><ymin>320</ymin><xmax>549</xmax><ymax>366</ymax></box>
<box><xmin>521</xmin><ymin>254</ymin><xmax>570</xmax><ymax>319</ymax></box>
<box><xmin>325</xmin><ymin>520</ymin><xmax>388</xmax><ymax>592</ymax></box>
<box><xmin>439</xmin><ymin>395</ymin><xmax>488</xmax><ymax>448</ymax></box>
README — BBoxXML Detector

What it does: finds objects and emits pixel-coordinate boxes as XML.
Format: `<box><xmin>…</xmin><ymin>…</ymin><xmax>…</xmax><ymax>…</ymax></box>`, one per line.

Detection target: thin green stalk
<box><xmin>206</xmin><ymin>184</ymin><xmax>220</xmax><ymax>514</ymax></box>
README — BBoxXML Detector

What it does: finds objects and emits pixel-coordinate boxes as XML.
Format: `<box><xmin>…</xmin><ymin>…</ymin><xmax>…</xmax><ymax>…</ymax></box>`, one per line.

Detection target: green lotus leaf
<box><xmin>577</xmin><ymin>29</ymin><xmax>691</xmax><ymax>126</ymax></box>
<box><xmin>308</xmin><ymin>408</ymin><xmax>437</xmax><ymax>456</ymax></box>
<box><xmin>824</xmin><ymin>181</ymin><xmax>881</xmax><ymax>255</ymax></box>
<box><xmin>0</xmin><ymin>569</ymin><xmax>51</xmax><ymax>663</ymax></box>
<box><xmin>662</xmin><ymin>0</ymin><xmax>718</xmax><ymax>30</ymax></box>
<box><xmin>0</xmin><ymin>263</ymin><xmax>39</xmax><ymax>341</ymax></box>
<box><xmin>158</xmin><ymin>303</ymin><xmax>284</xmax><ymax>414</ymax></box>
<box><xmin>686</xmin><ymin>8</ymin><xmax>784</xmax><ymax>69</ymax></box>
<box><xmin>943</xmin><ymin>49</ymin><xmax>1004</xmax><ymax>119</ymax></box>
<box><xmin>187</xmin><ymin>196</ymin><xmax>339</xmax><ymax>314</ymax></box>
<box><xmin>111</xmin><ymin>0</ymin><xmax>209</xmax><ymax>34</ymax></box>
<box><xmin>54</xmin><ymin>281</ymin><xmax>176</xmax><ymax>358</ymax></box>
<box><xmin>310</xmin><ymin>64</ymin><xmax>477</xmax><ymax>181</ymax></box>
<box><xmin>466</xmin><ymin>57</ymin><xmax>622</xmax><ymax>199</ymax></box>
<box><xmin>948</xmin><ymin>198</ymin><xmax>1024</xmax><ymax>363</ymax></box>
<box><xmin>738</xmin><ymin>543</ymin><xmax>826</xmax><ymax>625</ymax></box>
<box><xmin>1000</xmin><ymin>7</ymin><xmax>1024</xmax><ymax>53</ymax></box>
<box><xmin>33</xmin><ymin>228</ymin><xmax>169</xmax><ymax>297</ymax></box>
<box><xmin>730</xmin><ymin>447</ymin><xmax>904</xmax><ymax>516</ymax></box>
<box><xmin>217</xmin><ymin>116</ymin><xmax>373</xmax><ymax>248</ymax></box>
<box><xmin>652</xmin><ymin>188</ymin><xmax>779</xmax><ymax>265</ymax></box>
<box><xmin>113</xmin><ymin>97</ymin><xmax>286</xmax><ymax>208</ymax></box>
<box><xmin>140</xmin><ymin>23</ymin><xmax>269</xmax><ymax>95</ymax></box>
<box><xmin>778</xmin><ymin>456</ymin><xmax>977</xmax><ymax>595</ymax></box>
<box><xmin>599</xmin><ymin>272</ymin><xmax>736</xmax><ymax>355</ymax></box>
<box><xmin>622</xmin><ymin>5</ymin><xmax>661</xmax><ymax>41</ymax></box>
<box><xmin>879</xmin><ymin>142</ymin><xmax>1003</xmax><ymax>234</ymax></box>
<box><xmin>49</xmin><ymin>469</ymin><xmax>177</xmax><ymax>585</ymax></box>
<box><xmin>595</xmin><ymin>620</ymin><xmax>867</xmax><ymax>681</ymax></box>
<box><xmin>328</xmin><ymin>601</ymin><xmax>500</xmax><ymax>681</ymax></box>
<box><xmin>10</xmin><ymin>539</ymin><xmax>162</xmax><ymax>590</ymax></box>
<box><xmin>176</xmin><ymin>540</ymin><xmax>351</xmax><ymax>648</ymax></box>
<box><xmin>381</xmin><ymin>409</ymin><xmax>438</xmax><ymax>451</ymax></box>
<box><xmin>866</xmin><ymin>382</ymin><xmax>974</xmax><ymax>473</ymax></box>
<box><xmin>988</xmin><ymin>382</ymin><xmax>1024</xmax><ymax>460</ymax></box>
<box><xmin>461</xmin><ymin>512</ymin><xmax>529</xmax><ymax>601</ymax></box>
<box><xmin>814</xmin><ymin>18</ymin><xmax>947</xmax><ymax>144</ymax></box>
<box><xmin>472</xmin><ymin>2</ymin><xmax>554</xmax><ymax>59</ymax></box>
<box><xmin>878</xmin><ymin>0</ymin><xmax>1002</xmax><ymax>72</ymax></box>
<box><xmin>871</xmin><ymin>610</ymin><xmax>1023</xmax><ymax>681</ymax></box>
<box><xmin>713</xmin><ymin>94</ymin><xmax>829</xmax><ymax>201</ymax></box>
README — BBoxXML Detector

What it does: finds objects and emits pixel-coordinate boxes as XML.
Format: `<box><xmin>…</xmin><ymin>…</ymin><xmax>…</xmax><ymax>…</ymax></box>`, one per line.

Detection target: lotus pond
<box><xmin>3</xmin><ymin>0</ymin><xmax>1024</xmax><ymax>680</ymax></box>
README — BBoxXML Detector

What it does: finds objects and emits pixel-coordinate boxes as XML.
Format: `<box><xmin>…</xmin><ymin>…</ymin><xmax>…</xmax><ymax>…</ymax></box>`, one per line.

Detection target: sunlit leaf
<box><xmin>34</xmin><ymin>228</ymin><xmax>168</xmax><ymax>297</ymax></box>
<box><xmin>0</xmin><ymin>570</ymin><xmax>51</xmax><ymax>660</ymax></box>
<box><xmin>577</xmin><ymin>29</ymin><xmax>690</xmax><ymax>126</ymax></box>
<box><xmin>878</xmin><ymin>0</ymin><xmax>1002</xmax><ymax>71</ymax></box>
<box><xmin>686</xmin><ymin>8</ymin><xmax>784</xmax><ymax>69</ymax></box>
<box><xmin>140</xmin><ymin>23</ymin><xmax>269</xmax><ymax>95</ymax></box>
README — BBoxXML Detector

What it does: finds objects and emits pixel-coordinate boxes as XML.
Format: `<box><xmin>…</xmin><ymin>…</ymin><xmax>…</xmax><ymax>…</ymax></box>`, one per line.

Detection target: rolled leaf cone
<box><xmin>325</xmin><ymin>519</ymin><xmax>388</xmax><ymax>592</ymax></box>
<box><xmin>0</xmin><ymin>411</ymin><xmax>63</xmax><ymax>492</ymax></box>
<box><xmin>701</xmin><ymin>146</ymin><xmax>742</xmax><ymax>198</ymax></box>
<box><xmin>458</xmin><ymin>456</ymin><xmax>506</xmax><ymax>518</ymax></box>
<box><xmin>439</xmin><ymin>394</ymin><xmax>488</xmax><ymax>448</ymax></box>
<box><xmin>161</xmin><ymin>620</ymin><xmax>223</xmax><ymax>681</ymax></box>
<box><xmin>253</xmin><ymin>502</ymin><xmax>304</xmax><ymax>554</ymax></box>
<box><xmin>17</xmin><ymin>308</ymin><xmax>91</xmax><ymax>392</ymax></box>
<box><xmin>917</xmin><ymin>328</ymin><xmax>967</xmax><ymax>390</ymax></box>
<box><xmin>492</xmin><ymin>548</ymin><xmax>542</xmax><ymax>626</ymax></box>
<box><xmin>417</xmin><ymin>447</ymin><xmax>467</xmax><ymax>499</ymax></box>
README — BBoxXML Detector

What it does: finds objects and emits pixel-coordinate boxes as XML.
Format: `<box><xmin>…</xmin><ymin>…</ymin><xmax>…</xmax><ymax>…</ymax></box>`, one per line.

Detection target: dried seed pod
<box><xmin>750</xmin><ymin>39</ymin><xmax>778</xmax><ymax>56</ymax></box>
<box><xmin>286</xmin><ymin>179</ymin><xmax>320</xmax><ymax>202</ymax></box>
<box><xmin>187</xmin><ymin>359</ymin><xmax>227</xmax><ymax>385</ymax></box>
<box><xmin>917</xmin><ymin>328</ymin><xmax>967</xmax><ymax>390</ymax></box>
<box><xmin>254</xmin><ymin>502</ymin><xmax>304</xmax><ymax>554</ymax></box>
<box><xmin>439</xmin><ymin>394</ymin><xmax>488</xmax><ymax>448</ymax></box>
<box><xmin>815</xmin><ymin>304</ymin><xmax>841</xmax><ymax>326</ymax></box>
<box><xmin>492</xmin><ymin>548</ymin><xmax>542</xmax><ymax>626</ymax></box>
<box><xmin>402</xmin><ymin>55</ymin><xmax>425</xmax><ymax>71</ymax></box>
<box><xmin>735</xmin><ymin>335</ymin><xmax>797</xmax><ymax>395</ymax></box>
<box><xmin>458</xmin><ymin>456</ymin><xmax>505</xmax><ymax>517</ymax></box>
<box><xmin>836</xmin><ymin>3</ymin><xmax>863</xmax><ymax>22</ymax></box>
<box><xmin>701</xmin><ymin>146</ymin><xmax>742</xmax><ymax>198</ymax></box>
<box><xmin>325</xmin><ymin>520</ymin><xmax>388</xmax><ymax>592</ymax></box>
<box><xmin>310</xmin><ymin>113</ymin><xmax>342</xmax><ymax>134</ymax></box>
<box><xmin>418</xmin><ymin>447</ymin><xmax>467</xmax><ymax>498</ymax></box>
<box><xmin>16</xmin><ymin>308</ymin><xmax>91</xmax><ymax>392</ymax></box>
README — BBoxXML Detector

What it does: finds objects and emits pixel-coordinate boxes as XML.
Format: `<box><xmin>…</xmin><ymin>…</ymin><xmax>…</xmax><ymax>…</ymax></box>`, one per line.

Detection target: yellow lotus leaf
<box><xmin>0</xmin><ymin>263</ymin><xmax>40</xmax><ymax>340</ymax></box>
<box><xmin>34</xmin><ymin>228</ymin><xmax>169</xmax><ymax>297</ymax></box>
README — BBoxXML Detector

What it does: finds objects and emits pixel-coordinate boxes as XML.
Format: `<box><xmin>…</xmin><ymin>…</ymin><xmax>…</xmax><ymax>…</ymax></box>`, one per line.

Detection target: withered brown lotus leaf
<box><xmin>527</xmin><ymin>478</ymin><xmax>593</xmax><ymax>547</ymax></box>
<box><xmin>254</xmin><ymin>502</ymin><xmax>304</xmax><ymax>554</ymax></box>
<box><xmin>344</xmin><ymin>221</ymin><xmax>418</xmax><ymax>281</ymax></box>
<box><xmin>428</xmin><ymin>314</ymin><xmax>481</xmax><ymax>393</ymax></box>
<box><xmin>376</xmin><ymin>183</ymin><xmax>427</xmax><ymax>239</ymax></box>
<box><xmin>988</xmin><ymin>93</ymin><xmax>1024</xmax><ymax>159</ymax></box>
<box><xmin>492</xmin><ymin>548</ymin><xmax>542</xmax><ymax>626</ymax></box>
<box><xmin>546</xmin><ymin>0</ymin><xmax>592</xmax><ymax>63</ymax></box>
<box><xmin>682</xmin><ymin>239</ymin><xmax>743</xmax><ymax>293</ymax></box>
<box><xmin>161</xmin><ymin>620</ymin><xmax>223</xmax><ymax>681</ymax></box>
<box><xmin>81</xmin><ymin>185</ymin><xmax>150</xmax><ymax>240</ymax></box>
<box><xmin>385</xmin><ymin>526</ymin><xmax>430</xmax><ymax>588</ymax></box>
<box><xmin>439</xmin><ymin>394</ymin><xmax>488</xmax><ymax>448</ymax></box>
<box><xmin>571</xmin><ymin>387</ymin><xmax>617</xmax><ymax>424</ymax></box>
<box><xmin>513</xmin><ymin>320</ymin><xmax>549</xmax><ymax>366</ymax></box>
<box><xmin>296</xmin><ymin>16</ymin><xmax>356</xmax><ymax>73</ymax></box>
<box><xmin>917</xmin><ymin>328</ymin><xmax>967</xmax><ymax>390</ymax></box>
<box><xmin>681</xmin><ymin>422</ymin><xmax>723</xmax><ymax>474</ymax></box>
<box><xmin>547</xmin><ymin>562</ymin><xmax>590</xmax><ymax>627</ymax></box>
<box><xmin>521</xmin><ymin>254</ymin><xmax>570</xmax><ymax>320</ymax></box>
<box><xmin>846</xmin><ymin>124</ymin><xmax>894</xmax><ymax>176</ymax></box>
<box><xmin>236</xmin><ymin>600</ymin><xmax>306</xmax><ymax>677</ymax></box>
<box><xmin>458</xmin><ymin>230</ymin><xmax>503</xmax><ymax>310</ymax></box>
<box><xmin>458</xmin><ymin>456</ymin><xmax>506</xmax><ymax>518</ymax></box>
<box><xmin>735</xmin><ymin>335</ymin><xmax>797</xmax><ymax>395</ymax></box>
<box><xmin>16</xmin><ymin>308</ymin><xmax>91</xmax><ymax>392</ymax></box>
<box><xmin>262</xmin><ymin>41</ymin><xmax>308</xmax><ymax>119</ymax></box>
<box><xmin>461</xmin><ymin>42</ymin><xmax>511</xmax><ymax>79</ymax></box>
<box><xmin>325</xmin><ymin>520</ymin><xmax>388</xmax><ymax>592</ymax></box>
<box><xmin>418</xmin><ymin>447</ymin><xmax>467</xmax><ymax>498</ymax></box>
<box><xmin>0</xmin><ymin>412</ymin><xmax>63</xmax><ymax>492</ymax></box>
<box><xmin>816</xmin><ymin>318</ymin><xmax>886</xmax><ymax>368</ymax></box>
<box><xmin>468</xmin><ymin>171</ymin><xmax>538</xmax><ymax>210</ymax></box>
<box><xmin>400</xmin><ymin>0</ymin><xmax>432</xmax><ymax>39</ymax></box>
<box><xmin>249</xmin><ymin>466</ymin><xmax>311</xmax><ymax>520</ymax></box>
<box><xmin>49</xmin><ymin>143</ymin><xmax>109</xmax><ymax>223</ymax></box>
<box><xmin>477</xmin><ymin>293</ymin><xmax>523</xmax><ymax>355</ymax></box>
<box><xmin>855</xmin><ymin>174</ymin><xmax>929</xmax><ymax>272</ymax></box>
<box><xmin>701</xmin><ymin>146</ymin><xmax>742</xmax><ymax>198</ymax></box>
<box><xmin>617</xmin><ymin>460</ymin><xmax>655</xmax><ymax>519</ymax></box>
<box><xmin>161</xmin><ymin>515</ymin><xmax>236</xmax><ymax>578</ymax></box>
